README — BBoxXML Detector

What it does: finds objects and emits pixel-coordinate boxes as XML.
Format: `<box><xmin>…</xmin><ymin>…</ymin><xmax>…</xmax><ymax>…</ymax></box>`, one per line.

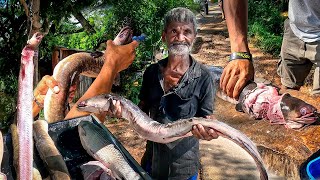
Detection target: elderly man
<box><xmin>138</xmin><ymin>7</ymin><xmax>218</xmax><ymax>180</ymax></box>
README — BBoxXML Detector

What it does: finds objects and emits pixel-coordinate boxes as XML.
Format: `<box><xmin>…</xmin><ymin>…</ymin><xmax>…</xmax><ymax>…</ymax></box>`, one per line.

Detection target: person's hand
<box><xmin>67</xmin><ymin>84</ymin><xmax>77</xmax><ymax>103</ymax></box>
<box><xmin>104</xmin><ymin>40</ymin><xmax>139</xmax><ymax>73</ymax></box>
<box><xmin>220</xmin><ymin>59</ymin><xmax>254</xmax><ymax>99</ymax></box>
<box><xmin>192</xmin><ymin>124</ymin><xmax>219</xmax><ymax>141</ymax></box>
<box><xmin>33</xmin><ymin>75</ymin><xmax>60</xmax><ymax>107</ymax></box>
<box><xmin>26</xmin><ymin>32</ymin><xmax>44</xmax><ymax>50</ymax></box>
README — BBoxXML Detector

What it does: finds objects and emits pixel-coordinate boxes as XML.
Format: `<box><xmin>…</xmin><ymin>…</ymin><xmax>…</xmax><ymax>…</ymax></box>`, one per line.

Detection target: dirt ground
<box><xmin>104</xmin><ymin>3</ymin><xmax>320</xmax><ymax>179</ymax></box>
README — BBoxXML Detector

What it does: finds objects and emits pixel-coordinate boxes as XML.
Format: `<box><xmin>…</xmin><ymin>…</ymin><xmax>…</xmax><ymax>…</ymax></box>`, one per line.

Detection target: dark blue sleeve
<box><xmin>197</xmin><ymin>72</ymin><xmax>215</xmax><ymax>117</ymax></box>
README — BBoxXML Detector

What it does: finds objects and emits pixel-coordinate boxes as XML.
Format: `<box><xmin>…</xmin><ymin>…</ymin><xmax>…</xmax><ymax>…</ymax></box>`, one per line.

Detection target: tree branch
<box><xmin>19</xmin><ymin>0</ymin><xmax>29</xmax><ymax>17</ymax></box>
<box><xmin>71</xmin><ymin>8</ymin><xmax>95</xmax><ymax>34</ymax></box>
<box><xmin>42</xmin><ymin>18</ymin><xmax>51</xmax><ymax>35</ymax></box>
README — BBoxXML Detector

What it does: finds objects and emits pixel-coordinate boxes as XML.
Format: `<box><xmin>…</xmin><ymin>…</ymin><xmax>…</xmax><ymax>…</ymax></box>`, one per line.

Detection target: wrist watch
<box><xmin>229</xmin><ymin>52</ymin><xmax>252</xmax><ymax>62</ymax></box>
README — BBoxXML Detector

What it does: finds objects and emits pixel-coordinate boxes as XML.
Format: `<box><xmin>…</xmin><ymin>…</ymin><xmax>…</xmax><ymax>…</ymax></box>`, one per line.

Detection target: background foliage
<box><xmin>248</xmin><ymin>0</ymin><xmax>287</xmax><ymax>56</ymax></box>
<box><xmin>0</xmin><ymin>0</ymin><xmax>200</xmax><ymax>128</ymax></box>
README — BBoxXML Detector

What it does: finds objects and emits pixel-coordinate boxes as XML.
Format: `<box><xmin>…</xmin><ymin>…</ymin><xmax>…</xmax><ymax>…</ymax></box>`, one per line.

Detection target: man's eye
<box><xmin>185</xmin><ymin>30</ymin><xmax>192</xmax><ymax>34</ymax></box>
<box><xmin>171</xmin><ymin>29</ymin><xmax>177</xmax><ymax>34</ymax></box>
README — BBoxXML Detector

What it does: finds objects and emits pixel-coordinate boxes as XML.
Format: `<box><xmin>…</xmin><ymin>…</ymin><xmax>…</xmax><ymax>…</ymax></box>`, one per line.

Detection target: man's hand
<box><xmin>192</xmin><ymin>124</ymin><xmax>219</xmax><ymax>141</ymax></box>
<box><xmin>104</xmin><ymin>40</ymin><xmax>139</xmax><ymax>73</ymax></box>
<box><xmin>220</xmin><ymin>59</ymin><xmax>254</xmax><ymax>99</ymax></box>
<box><xmin>33</xmin><ymin>75</ymin><xmax>60</xmax><ymax>106</ymax></box>
<box><xmin>65</xmin><ymin>40</ymin><xmax>139</xmax><ymax>120</ymax></box>
<box><xmin>192</xmin><ymin>115</ymin><xmax>219</xmax><ymax>141</ymax></box>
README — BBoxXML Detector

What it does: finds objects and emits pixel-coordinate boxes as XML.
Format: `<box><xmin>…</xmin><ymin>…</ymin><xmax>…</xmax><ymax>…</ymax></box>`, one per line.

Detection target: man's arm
<box><xmin>65</xmin><ymin>40</ymin><xmax>139</xmax><ymax>120</ymax></box>
<box><xmin>219</xmin><ymin>0</ymin><xmax>254</xmax><ymax>99</ymax></box>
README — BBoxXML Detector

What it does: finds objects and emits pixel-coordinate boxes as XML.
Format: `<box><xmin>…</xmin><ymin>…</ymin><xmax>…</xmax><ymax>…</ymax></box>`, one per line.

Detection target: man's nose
<box><xmin>176</xmin><ymin>33</ymin><xmax>186</xmax><ymax>41</ymax></box>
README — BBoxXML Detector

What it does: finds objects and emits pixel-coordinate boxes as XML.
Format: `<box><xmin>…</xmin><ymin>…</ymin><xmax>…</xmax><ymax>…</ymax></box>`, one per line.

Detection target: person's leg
<box><xmin>305</xmin><ymin>41</ymin><xmax>320</xmax><ymax>95</ymax></box>
<box><xmin>277</xmin><ymin>19</ymin><xmax>313</xmax><ymax>92</ymax></box>
<box><xmin>313</xmin><ymin>65</ymin><xmax>320</xmax><ymax>95</ymax></box>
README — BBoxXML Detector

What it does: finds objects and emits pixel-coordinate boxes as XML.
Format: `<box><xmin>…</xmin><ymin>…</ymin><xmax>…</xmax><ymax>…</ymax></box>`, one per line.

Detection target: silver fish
<box><xmin>77</xmin><ymin>93</ymin><xmax>268</xmax><ymax>180</ymax></box>
<box><xmin>78</xmin><ymin>121</ymin><xmax>142</xmax><ymax>180</ymax></box>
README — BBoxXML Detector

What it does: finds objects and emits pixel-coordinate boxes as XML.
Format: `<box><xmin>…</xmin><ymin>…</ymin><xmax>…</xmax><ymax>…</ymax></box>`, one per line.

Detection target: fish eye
<box><xmin>300</xmin><ymin>107</ymin><xmax>307</xmax><ymax>115</ymax></box>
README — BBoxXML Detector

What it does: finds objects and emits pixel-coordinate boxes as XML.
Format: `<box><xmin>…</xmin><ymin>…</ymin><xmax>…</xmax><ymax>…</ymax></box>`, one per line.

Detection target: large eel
<box><xmin>10</xmin><ymin>123</ymin><xmax>42</xmax><ymax>180</ymax></box>
<box><xmin>33</xmin><ymin>120</ymin><xmax>71</xmax><ymax>180</ymax></box>
<box><xmin>16</xmin><ymin>33</ymin><xmax>43</xmax><ymax>180</ymax></box>
<box><xmin>44</xmin><ymin>27</ymin><xmax>133</xmax><ymax>123</ymax></box>
<box><xmin>77</xmin><ymin>93</ymin><xmax>269</xmax><ymax>180</ymax></box>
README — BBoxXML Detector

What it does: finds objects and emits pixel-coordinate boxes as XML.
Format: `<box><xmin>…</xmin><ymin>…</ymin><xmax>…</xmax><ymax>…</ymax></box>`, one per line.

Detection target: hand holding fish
<box><xmin>26</xmin><ymin>32</ymin><xmax>44</xmax><ymax>50</ymax></box>
<box><xmin>65</xmin><ymin>39</ymin><xmax>140</xmax><ymax>121</ymax></box>
<box><xmin>192</xmin><ymin>125</ymin><xmax>219</xmax><ymax>141</ymax></box>
<box><xmin>104</xmin><ymin>40</ymin><xmax>139</xmax><ymax>73</ymax></box>
<box><xmin>192</xmin><ymin>115</ymin><xmax>219</xmax><ymax>141</ymax></box>
<box><xmin>220</xmin><ymin>59</ymin><xmax>254</xmax><ymax>99</ymax></box>
<box><xmin>33</xmin><ymin>75</ymin><xmax>60</xmax><ymax>117</ymax></box>
<box><xmin>34</xmin><ymin>75</ymin><xmax>60</xmax><ymax>104</ymax></box>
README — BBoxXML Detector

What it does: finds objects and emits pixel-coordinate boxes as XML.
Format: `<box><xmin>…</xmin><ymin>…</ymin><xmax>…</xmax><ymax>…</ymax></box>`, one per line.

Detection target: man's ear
<box><xmin>161</xmin><ymin>31</ymin><xmax>166</xmax><ymax>42</ymax></box>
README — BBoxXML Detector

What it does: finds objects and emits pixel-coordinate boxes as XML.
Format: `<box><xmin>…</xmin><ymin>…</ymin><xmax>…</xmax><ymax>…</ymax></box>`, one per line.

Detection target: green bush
<box><xmin>249</xmin><ymin>22</ymin><xmax>283</xmax><ymax>56</ymax></box>
<box><xmin>248</xmin><ymin>0</ymin><xmax>286</xmax><ymax>56</ymax></box>
<box><xmin>0</xmin><ymin>92</ymin><xmax>16</xmax><ymax>130</ymax></box>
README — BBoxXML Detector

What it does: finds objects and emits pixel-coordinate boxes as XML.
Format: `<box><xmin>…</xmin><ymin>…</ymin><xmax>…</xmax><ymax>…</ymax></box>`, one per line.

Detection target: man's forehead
<box><xmin>166</xmin><ymin>21</ymin><xmax>194</xmax><ymax>29</ymax></box>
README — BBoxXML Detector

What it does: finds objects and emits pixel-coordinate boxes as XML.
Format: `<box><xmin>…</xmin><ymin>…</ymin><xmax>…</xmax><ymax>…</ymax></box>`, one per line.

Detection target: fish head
<box><xmin>77</xmin><ymin>94</ymin><xmax>113</xmax><ymax>113</ymax></box>
<box><xmin>113</xmin><ymin>26</ymin><xmax>133</xmax><ymax>45</ymax></box>
<box><xmin>280</xmin><ymin>93</ymin><xmax>319</xmax><ymax>128</ymax></box>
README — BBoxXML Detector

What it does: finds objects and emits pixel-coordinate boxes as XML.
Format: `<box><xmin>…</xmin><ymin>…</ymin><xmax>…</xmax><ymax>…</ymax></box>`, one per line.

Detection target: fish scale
<box><xmin>17</xmin><ymin>47</ymin><xmax>35</xmax><ymax>180</ymax></box>
<box><xmin>78</xmin><ymin>121</ymin><xmax>142</xmax><ymax>180</ymax></box>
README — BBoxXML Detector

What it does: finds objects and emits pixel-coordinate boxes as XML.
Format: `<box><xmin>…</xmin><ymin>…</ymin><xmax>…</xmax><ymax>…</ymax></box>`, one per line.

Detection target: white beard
<box><xmin>169</xmin><ymin>44</ymin><xmax>190</xmax><ymax>56</ymax></box>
